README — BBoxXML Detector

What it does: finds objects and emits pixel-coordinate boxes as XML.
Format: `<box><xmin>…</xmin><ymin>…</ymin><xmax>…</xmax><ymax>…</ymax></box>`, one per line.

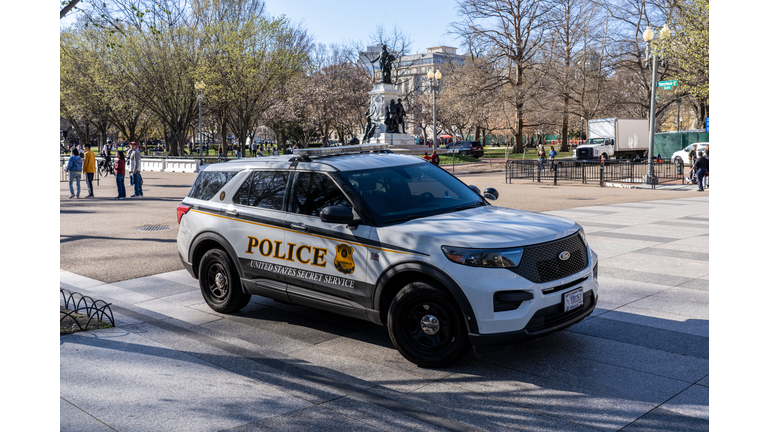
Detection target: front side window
<box><xmin>188</xmin><ymin>170</ymin><xmax>242</xmax><ymax>201</ymax></box>
<box><xmin>290</xmin><ymin>172</ymin><xmax>352</xmax><ymax>217</ymax></box>
<box><xmin>233</xmin><ymin>170</ymin><xmax>289</xmax><ymax>210</ymax></box>
<box><xmin>338</xmin><ymin>162</ymin><xmax>484</xmax><ymax>225</ymax></box>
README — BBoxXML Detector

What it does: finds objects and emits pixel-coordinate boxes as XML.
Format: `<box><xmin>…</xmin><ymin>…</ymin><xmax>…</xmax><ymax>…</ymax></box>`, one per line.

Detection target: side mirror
<box><xmin>468</xmin><ymin>185</ymin><xmax>481</xmax><ymax>196</ymax></box>
<box><xmin>320</xmin><ymin>206</ymin><xmax>354</xmax><ymax>223</ymax></box>
<box><xmin>484</xmin><ymin>187</ymin><xmax>499</xmax><ymax>201</ymax></box>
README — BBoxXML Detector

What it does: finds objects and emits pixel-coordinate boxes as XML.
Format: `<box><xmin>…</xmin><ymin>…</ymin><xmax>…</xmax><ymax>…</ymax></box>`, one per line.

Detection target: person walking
<box><xmin>548</xmin><ymin>146</ymin><xmax>558</xmax><ymax>171</ymax></box>
<box><xmin>537</xmin><ymin>145</ymin><xmax>547</xmax><ymax>171</ymax></box>
<box><xmin>65</xmin><ymin>148</ymin><xmax>83</xmax><ymax>199</ymax></box>
<box><xmin>217</xmin><ymin>145</ymin><xmax>223</xmax><ymax>161</ymax></box>
<box><xmin>129</xmin><ymin>142</ymin><xmax>143</xmax><ymax>197</ymax></box>
<box><xmin>82</xmin><ymin>143</ymin><xmax>96</xmax><ymax>197</ymax></box>
<box><xmin>689</xmin><ymin>150</ymin><xmax>708</xmax><ymax>191</ymax></box>
<box><xmin>114</xmin><ymin>151</ymin><xmax>126</xmax><ymax>199</ymax></box>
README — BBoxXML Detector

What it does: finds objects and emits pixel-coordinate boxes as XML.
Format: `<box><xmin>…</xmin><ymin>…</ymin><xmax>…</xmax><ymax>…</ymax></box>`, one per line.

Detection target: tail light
<box><xmin>177</xmin><ymin>204</ymin><xmax>191</xmax><ymax>224</ymax></box>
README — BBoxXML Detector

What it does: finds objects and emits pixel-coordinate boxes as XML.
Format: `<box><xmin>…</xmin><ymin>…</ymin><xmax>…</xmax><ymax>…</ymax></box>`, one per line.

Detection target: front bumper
<box><xmin>469</xmin><ymin>288</ymin><xmax>597</xmax><ymax>351</ymax></box>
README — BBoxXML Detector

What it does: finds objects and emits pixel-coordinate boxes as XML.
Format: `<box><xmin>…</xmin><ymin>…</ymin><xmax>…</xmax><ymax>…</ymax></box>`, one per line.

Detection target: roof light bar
<box><xmin>294</xmin><ymin>143</ymin><xmax>390</xmax><ymax>158</ymax></box>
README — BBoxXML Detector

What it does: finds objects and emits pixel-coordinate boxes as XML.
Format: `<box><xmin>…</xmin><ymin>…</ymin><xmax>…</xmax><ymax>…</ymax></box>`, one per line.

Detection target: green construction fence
<box><xmin>653</xmin><ymin>131</ymin><xmax>709</xmax><ymax>159</ymax></box>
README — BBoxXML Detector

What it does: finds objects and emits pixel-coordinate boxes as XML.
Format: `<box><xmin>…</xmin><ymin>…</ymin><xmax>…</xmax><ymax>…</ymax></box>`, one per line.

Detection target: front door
<box><xmin>283</xmin><ymin>171</ymin><xmax>374</xmax><ymax>316</ymax></box>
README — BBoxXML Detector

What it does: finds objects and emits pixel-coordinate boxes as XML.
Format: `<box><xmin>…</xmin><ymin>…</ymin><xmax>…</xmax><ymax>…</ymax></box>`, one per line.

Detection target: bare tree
<box><xmin>452</xmin><ymin>0</ymin><xmax>554</xmax><ymax>153</ymax></box>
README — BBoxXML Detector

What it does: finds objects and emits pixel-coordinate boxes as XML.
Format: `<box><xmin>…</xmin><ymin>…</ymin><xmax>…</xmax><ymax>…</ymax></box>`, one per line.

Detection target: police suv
<box><xmin>176</xmin><ymin>144</ymin><xmax>598</xmax><ymax>367</ymax></box>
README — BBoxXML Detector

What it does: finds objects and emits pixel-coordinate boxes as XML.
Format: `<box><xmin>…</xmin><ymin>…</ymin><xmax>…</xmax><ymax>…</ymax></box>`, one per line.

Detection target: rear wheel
<box><xmin>199</xmin><ymin>248</ymin><xmax>251</xmax><ymax>313</ymax></box>
<box><xmin>98</xmin><ymin>163</ymin><xmax>110</xmax><ymax>177</ymax></box>
<box><xmin>387</xmin><ymin>281</ymin><xmax>470</xmax><ymax>368</ymax></box>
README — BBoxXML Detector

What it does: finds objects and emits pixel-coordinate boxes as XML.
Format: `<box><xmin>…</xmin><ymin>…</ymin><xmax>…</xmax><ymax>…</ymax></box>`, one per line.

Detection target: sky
<box><xmin>59</xmin><ymin>0</ymin><xmax>466</xmax><ymax>55</ymax></box>
<box><xmin>261</xmin><ymin>0</ymin><xmax>465</xmax><ymax>54</ymax></box>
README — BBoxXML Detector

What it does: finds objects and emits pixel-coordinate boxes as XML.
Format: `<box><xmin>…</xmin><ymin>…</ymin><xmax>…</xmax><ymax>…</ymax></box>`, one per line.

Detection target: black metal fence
<box><xmin>506</xmin><ymin>159</ymin><xmax>688</xmax><ymax>187</ymax></box>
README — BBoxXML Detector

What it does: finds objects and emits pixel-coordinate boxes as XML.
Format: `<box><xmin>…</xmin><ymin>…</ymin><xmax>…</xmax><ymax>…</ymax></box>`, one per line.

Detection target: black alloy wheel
<box><xmin>198</xmin><ymin>248</ymin><xmax>251</xmax><ymax>313</ymax></box>
<box><xmin>388</xmin><ymin>281</ymin><xmax>470</xmax><ymax>367</ymax></box>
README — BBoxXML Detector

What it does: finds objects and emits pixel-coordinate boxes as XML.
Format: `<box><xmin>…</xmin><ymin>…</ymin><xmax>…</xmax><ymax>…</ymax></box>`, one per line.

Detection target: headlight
<box><xmin>442</xmin><ymin>246</ymin><xmax>523</xmax><ymax>268</ymax></box>
<box><xmin>578</xmin><ymin>227</ymin><xmax>587</xmax><ymax>245</ymax></box>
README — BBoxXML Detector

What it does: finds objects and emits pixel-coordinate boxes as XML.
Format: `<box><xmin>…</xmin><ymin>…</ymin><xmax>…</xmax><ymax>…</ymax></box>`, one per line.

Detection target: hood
<box><xmin>378</xmin><ymin>206</ymin><xmax>580</xmax><ymax>249</ymax></box>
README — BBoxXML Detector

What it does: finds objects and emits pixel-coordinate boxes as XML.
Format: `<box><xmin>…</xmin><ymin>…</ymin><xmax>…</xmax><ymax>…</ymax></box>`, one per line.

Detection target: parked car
<box><xmin>446</xmin><ymin>141</ymin><xmax>484</xmax><ymax>158</ymax></box>
<box><xmin>671</xmin><ymin>142</ymin><xmax>709</xmax><ymax>166</ymax></box>
<box><xmin>175</xmin><ymin>144</ymin><xmax>598</xmax><ymax>367</ymax></box>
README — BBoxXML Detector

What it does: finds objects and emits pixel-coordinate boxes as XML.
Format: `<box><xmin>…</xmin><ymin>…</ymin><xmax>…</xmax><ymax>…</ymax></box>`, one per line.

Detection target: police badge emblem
<box><xmin>334</xmin><ymin>244</ymin><xmax>355</xmax><ymax>274</ymax></box>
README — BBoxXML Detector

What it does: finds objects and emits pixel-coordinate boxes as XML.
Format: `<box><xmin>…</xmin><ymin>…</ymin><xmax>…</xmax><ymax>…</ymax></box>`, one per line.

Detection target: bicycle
<box><xmin>98</xmin><ymin>155</ymin><xmax>115</xmax><ymax>177</ymax></box>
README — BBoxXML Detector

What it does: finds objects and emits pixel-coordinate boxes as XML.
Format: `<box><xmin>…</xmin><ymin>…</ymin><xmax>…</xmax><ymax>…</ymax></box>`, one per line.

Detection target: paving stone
<box><xmin>153</xmin><ymin>269</ymin><xmax>200</xmax><ymax>288</ymax></box>
<box><xmin>60</xmin><ymin>328</ymin><xmax>311</xmax><ymax>432</ymax></box>
<box><xmin>598</xmin><ymin>267</ymin><xmax>691</xmax><ymax>287</ymax></box>
<box><xmin>568</xmin><ymin>316</ymin><xmax>708</xmax><ymax>358</ymax></box>
<box><xmin>600</xmin><ymin>253</ymin><xmax>709</xmax><ymax>279</ymax></box>
<box><xmin>621</xmin><ymin>407</ymin><xmax>708</xmax><ymax>431</ymax></box>
<box><xmin>61</xmin><ymin>397</ymin><xmax>116</xmax><ymax>432</ymax></box>
<box><xmin>660</xmin><ymin>384</ymin><xmax>709</xmax><ymax>420</ymax></box>
<box><xmin>133</xmin><ymin>298</ymin><xmax>223</xmax><ymax>326</ymax></box>
<box><xmin>475</xmin><ymin>334</ymin><xmax>693</xmax><ymax>404</ymax></box>
<box><xmin>442</xmin><ymin>362</ymin><xmax>656</xmax><ymax>431</ymax></box>
<box><xmin>227</xmin><ymin>405</ymin><xmax>384</xmax><ymax>432</ymax></box>
<box><xmin>321</xmin><ymin>396</ymin><xmax>452</xmax><ymax>432</ymax></box>
<box><xmin>112</xmin><ymin>275</ymin><xmax>197</xmax><ymax>299</ymax></box>
<box><xmin>633</xmin><ymin>247</ymin><xmax>708</xmax><ymax>262</ymax></box>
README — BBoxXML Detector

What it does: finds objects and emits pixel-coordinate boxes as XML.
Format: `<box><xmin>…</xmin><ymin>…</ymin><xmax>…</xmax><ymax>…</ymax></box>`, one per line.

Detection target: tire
<box><xmin>387</xmin><ymin>280</ymin><xmax>470</xmax><ymax>368</ymax></box>
<box><xmin>198</xmin><ymin>249</ymin><xmax>251</xmax><ymax>313</ymax></box>
<box><xmin>601</xmin><ymin>153</ymin><xmax>608</xmax><ymax>161</ymax></box>
<box><xmin>460</xmin><ymin>151</ymin><xmax>469</xmax><ymax>156</ymax></box>
<box><xmin>98</xmin><ymin>164</ymin><xmax>109</xmax><ymax>177</ymax></box>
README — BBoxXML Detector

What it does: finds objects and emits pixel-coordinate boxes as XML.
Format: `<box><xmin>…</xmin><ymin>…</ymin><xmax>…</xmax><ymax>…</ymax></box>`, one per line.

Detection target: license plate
<box><xmin>563</xmin><ymin>287</ymin><xmax>584</xmax><ymax>312</ymax></box>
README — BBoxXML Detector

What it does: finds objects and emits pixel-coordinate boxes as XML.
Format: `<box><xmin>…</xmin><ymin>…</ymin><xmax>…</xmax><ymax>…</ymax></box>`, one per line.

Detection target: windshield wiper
<box><xmin>452</xmin><ymin>201</ymin><xmax>485</xmax><ymax>212</ymax></box>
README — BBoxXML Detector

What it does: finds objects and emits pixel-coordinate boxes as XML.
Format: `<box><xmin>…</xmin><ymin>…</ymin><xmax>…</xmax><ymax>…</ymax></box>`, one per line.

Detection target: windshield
<box><xmin>585</xmin><ymin>138</ymin><xmax>605</xmax><ymax>144</ymax></box>
<box><xmin>337</xmin><ymin>162</ymin><xmax>485</xmax><ymax>225</ymax></box>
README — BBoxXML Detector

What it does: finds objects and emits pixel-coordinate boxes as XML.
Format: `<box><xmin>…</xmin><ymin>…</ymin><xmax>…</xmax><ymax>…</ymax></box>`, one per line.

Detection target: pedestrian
<box><xmin>65</xmin><ymin>148</ymin><xmax>83</xmax><ymax>199</ymax></box>
<box><xmin>423</xmin><ymin>152</ymin><xmax>431</xmax><ymax>162</ymax></box>
<box><xmin>548</xmin><ymin>146</ymin><xmax>558</xmax><ymax>171</ymax></box>
<box><xmin>114</xmin><ymin>150</ymin><xmax>126</xmax><ymax>199</ymax></box>
<box><xmin>126</xmin><ymin>144</ymin><xmax>134</xmax><ymax>185</ymax></box>
<box><xmin>690</xmin><ymin>150</ymin><xmax>709</xmax><ymax>191</ymax></box>
<box><xmin>256</xmin><ymin>146</ymin><xmax>263</xmax><ymax>157</ymax></box>
<box><xmin>129</xmin><ymin>142</ymin><xmax>143</xmax><ymax>197</ymax></box>
<box><xmin>218</xmin><ymin>145</ymin><xmax>223</xmax><ymax>161</ymax></box>
<box><xmin>430</xmin><ymin>149</ymin><xmax>440</xmax><ymax>166</ymax></box>
<box><xmin>273</xmin><ymin>147</ymin><xmax>279</xmax><ymax>156</ymax></box>
<box><xmin>82</xmin><ymin>143</ymin><xmax>96</xmax><ymax>197</ymax></box>
<box><xmin>537</xmin><ymin>145</ymin><xmax>547</xmax><ymax>171</ymax></box>
<box><xmin>688</xmin><ymin>145</ymin><xmax>697</xmax><ymax>167</ymax></box>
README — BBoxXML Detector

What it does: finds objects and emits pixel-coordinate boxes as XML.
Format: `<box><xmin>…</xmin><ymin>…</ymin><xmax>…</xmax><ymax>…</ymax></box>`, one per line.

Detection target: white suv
<box><xmin>672</xmin><ymin>142</ymin><xmax>709</xmax><ymax>166</ymax></box>
<box><xmin>176</xmin><ymin>144</ymin><xmax>599</xmax><ymax>367</ymax></box>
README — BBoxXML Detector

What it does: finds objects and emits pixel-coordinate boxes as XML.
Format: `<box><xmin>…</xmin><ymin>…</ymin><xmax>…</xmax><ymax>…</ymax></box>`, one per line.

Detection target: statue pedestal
<box><xmin>361</xmin><ymin>82</ymin><xmax>447</xmax><ymax>156</ymax></box>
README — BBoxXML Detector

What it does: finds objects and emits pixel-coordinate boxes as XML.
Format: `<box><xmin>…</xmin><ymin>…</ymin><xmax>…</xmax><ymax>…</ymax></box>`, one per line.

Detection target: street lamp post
<box><xmin>642</xmin><ymin>23</ymin><xmax>669</xmax><ymax>186</ymax></box>
<box><xmin>426</xmin><ymin>68</ymin><xmax>442</xmax><ymax>151</ymax></box>
<box><xmin>675</xmin><ymin>86</ymin><xmax>683</xmax><ymax>132</ymax></box>
<box><xmin>580</xmin><ymin>117</ymin><xmax>584</xmax><ymax>144</ymax></box>
<box><xmin>194</xmin><ymin>81</ymin><xmax>206</xmax><ymax>158</ymax></box>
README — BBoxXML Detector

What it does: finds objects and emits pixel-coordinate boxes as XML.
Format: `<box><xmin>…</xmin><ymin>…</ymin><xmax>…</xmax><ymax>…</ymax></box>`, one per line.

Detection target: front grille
<box><xmin>510</xmin><ymin>234</ymin><xmax>588</xmax><ymax>283</ymax></box>
<box><xmin>576</xmin><ymin>148</ymin><xmax>592</xmax><ymax>159</ymax></box>
<box><xmin>526</xmin><ymin>289</ymin><xmax>594</xmax><ymax>334</ymax></box>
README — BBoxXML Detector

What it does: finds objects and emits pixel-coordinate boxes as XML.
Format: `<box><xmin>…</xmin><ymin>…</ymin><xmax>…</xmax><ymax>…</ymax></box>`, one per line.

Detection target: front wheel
<box><xmin>98</xmin><ymin>163</ymin><xmax>110</xmax><ymax>177</ymax></box>
<box><xmin>199</xmin><ymin>249</ymin><xmax>251</xmax><ymax>313</ymax></box>
<box><xmin>387</xmin><ymin>281</ymin><xmax>470</xmax><ymax>368</ymax></box>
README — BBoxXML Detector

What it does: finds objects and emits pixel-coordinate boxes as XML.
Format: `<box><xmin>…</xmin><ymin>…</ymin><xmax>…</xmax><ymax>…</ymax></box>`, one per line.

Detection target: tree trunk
<box><xmin>560</xmin><ymin>99</ymin><xmax>569</xmax><ymax>154</ymax></box>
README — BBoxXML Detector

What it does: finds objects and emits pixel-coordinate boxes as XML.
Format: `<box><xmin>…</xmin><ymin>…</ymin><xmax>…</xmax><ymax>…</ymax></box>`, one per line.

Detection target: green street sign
<box><xmin>658</xmin><ymin>79</ymin><xmax>678</xmax><ymax>90</ymax></box>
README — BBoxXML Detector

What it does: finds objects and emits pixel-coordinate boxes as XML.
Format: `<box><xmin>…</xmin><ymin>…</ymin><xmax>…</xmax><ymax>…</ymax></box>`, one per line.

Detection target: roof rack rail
<box><xmin>291</xmin><ymin>143</ymin><xmax>392</xmax><ymax>161</ymax></box>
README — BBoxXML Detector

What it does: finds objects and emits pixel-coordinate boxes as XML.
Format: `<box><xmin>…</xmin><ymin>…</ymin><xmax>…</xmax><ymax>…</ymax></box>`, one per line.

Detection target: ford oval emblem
<box><xmin>558</xmin><ymin>251</ymin><xmax>571</xmax><ymax>261</ymax></box>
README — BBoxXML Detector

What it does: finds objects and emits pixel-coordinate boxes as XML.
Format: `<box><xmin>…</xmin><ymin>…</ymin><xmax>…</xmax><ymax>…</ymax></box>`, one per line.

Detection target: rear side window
<box><xmin>233</xmin><ymin>170</ymin><xmax>289</xmax><ymax>210</ymax></box>
<box><xmin>187</xmin><ymin>170</ymin><xmax>241</xmax><ymax>200</ymax></box>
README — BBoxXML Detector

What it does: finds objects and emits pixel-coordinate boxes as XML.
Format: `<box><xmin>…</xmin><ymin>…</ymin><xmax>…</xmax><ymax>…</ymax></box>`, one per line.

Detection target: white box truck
<box><xmin>573</xmin><ymin>118</ymin><xmax>650</xmax><ymax>160</ymax></box>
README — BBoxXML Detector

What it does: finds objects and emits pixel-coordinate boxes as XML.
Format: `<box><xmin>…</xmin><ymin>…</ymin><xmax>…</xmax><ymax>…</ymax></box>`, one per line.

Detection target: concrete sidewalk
<box><xmin>61</xmin><ymin>197</ymin><xmax>708</xmax><ymax>432</ymax></box>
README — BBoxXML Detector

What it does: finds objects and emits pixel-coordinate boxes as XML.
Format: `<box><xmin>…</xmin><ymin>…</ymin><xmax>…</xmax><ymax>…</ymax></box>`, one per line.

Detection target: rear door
<box><xmin>227</xmin><ymin>169</ymin><xmax>291</xmax><ymax>302</ymax></box>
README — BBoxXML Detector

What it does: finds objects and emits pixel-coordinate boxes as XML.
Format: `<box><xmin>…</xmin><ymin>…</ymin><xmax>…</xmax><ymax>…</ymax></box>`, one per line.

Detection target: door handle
<box><xmin>291</xmin><ymin>223</ymin><xmax>307</xmax><ymax>231</ymax></box>
<box><xmin>225</xmin><ymin>209</ymin><xmax>239</xmax><ymax>217</ymax></box>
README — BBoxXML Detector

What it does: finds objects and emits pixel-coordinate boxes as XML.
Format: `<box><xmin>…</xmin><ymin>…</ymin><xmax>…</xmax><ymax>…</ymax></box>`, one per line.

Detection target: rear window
<box><xmin>187</xmin><ymin>170</ymin><xmax>241</xmax><ymax>200</ymax></box>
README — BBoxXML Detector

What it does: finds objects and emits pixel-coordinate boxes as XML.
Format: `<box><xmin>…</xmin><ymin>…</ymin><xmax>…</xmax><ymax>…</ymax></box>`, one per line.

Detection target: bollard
<box><xmin>554</xmin><ymin>162</ymin><xmax>558</xmax><ymax>186</ymax></box>
<box><xmin>537</xmin><ymin>163</ymin><xmax>541</xmax><ymax>183</ymax></box>
<box><xmin>599</xmin><ymin>164</ymin><xmax>604</xmax><ymax>187</ymax></box>
<box><xmin>582</xmin><ymin>161</ymin><xmax>586</xmax><ymax>184</ymax></box>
